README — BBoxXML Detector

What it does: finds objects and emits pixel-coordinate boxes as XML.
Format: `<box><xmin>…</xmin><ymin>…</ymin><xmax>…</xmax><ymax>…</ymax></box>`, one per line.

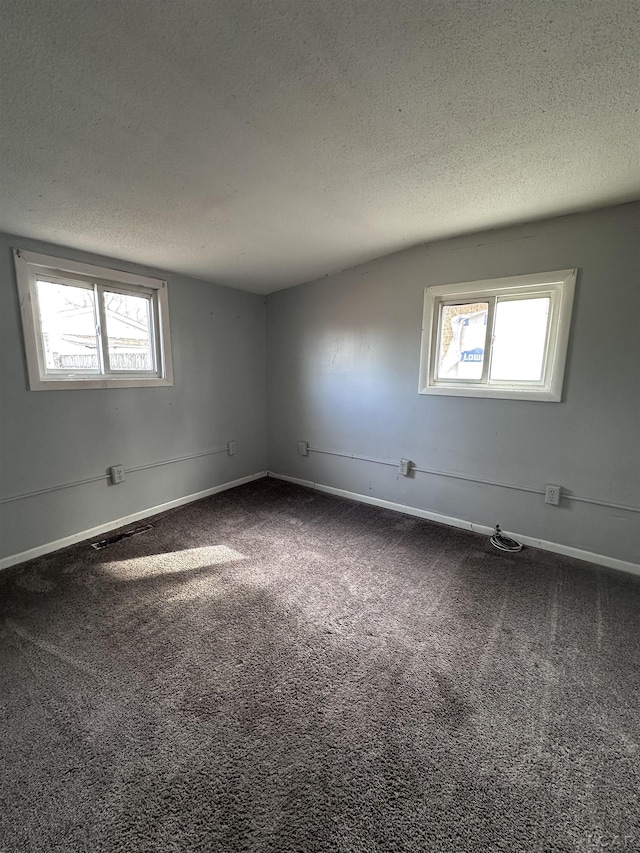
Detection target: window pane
<box><xmin>103</xmin><ymin>291</ymin><xmax>154</xmax><ymax>372</ymax></box>
<box><xmin>437</xmin><ymin>302</ymin><xmax>488</xmax><ymax>380</ymax></box>
<box><xmin>36</xmin><ymin>280</ymin><xmax>100</xmax><ymax>372</ymax></box>
<box><xmin>489</xmin><ymin>297</ymin><xmax>550</xmax><ymax>381</ymax></box>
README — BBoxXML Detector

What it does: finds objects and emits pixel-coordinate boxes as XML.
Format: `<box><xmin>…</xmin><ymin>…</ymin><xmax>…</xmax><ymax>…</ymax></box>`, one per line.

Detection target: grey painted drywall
<box><xmin>267</xmin><ymin>203</ymin><xmax>640</xmax><ymax>565</ymax></box>
<box><xmin>0</xmin><ymin>233</ymin><xmax>267</xmax><ymax>561</ymax></box>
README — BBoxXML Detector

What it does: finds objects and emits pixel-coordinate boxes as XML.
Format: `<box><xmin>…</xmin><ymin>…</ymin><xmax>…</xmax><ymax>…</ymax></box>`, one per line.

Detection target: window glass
<box><xmin>15</xmin><ymin>249</ymin><xmax>173</xmax><ymax>390</ymax></box>
<box><xmin>36</xmin><ymin>280</ymin><xmax>100</xmax><ymax>372</ymax></box>
<box><xmin>437</xmin><ymin>302</ymin><xmax>488</xmax><ymax>380</ymax></box>
<box><xmin>103</xmin><ymin>291</ymin><xmax>154</xmax><ymax>372</ymax></box>
<box><xmin>489</xmin><ymin>296</ymin><xmax>550</xmax><ymax>382</ymax></box>
<box><xmin>418</xmin><ymin>269</ymin><xmax>576</xmax><ymax>401</ymax></box>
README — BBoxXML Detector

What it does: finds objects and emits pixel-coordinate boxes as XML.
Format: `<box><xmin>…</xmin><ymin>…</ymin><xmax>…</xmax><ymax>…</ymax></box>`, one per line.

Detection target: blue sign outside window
<box><xmin>460</xmin><ymin>347</ymin><xmax>483</xmax><ymax>363</ymax></box>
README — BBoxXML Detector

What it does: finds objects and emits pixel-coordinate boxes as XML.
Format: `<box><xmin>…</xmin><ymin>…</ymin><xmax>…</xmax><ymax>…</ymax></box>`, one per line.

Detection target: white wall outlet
<box><xmin>399</xmin><ymin>458</ymin><xmax>412</xmax><ymax>476</ymax></box>
<box><xmin>545</xmin><ymin>484</ymin><xmax>561</xmax><ymax>505</ymax></box>
<box><xmin>227</xmin><ymin>440</ymin><xmax>237</xmax><ymax>456</ymax></box>
<box><xmin>109</xmin><ymin>465</ymin><xmax>125</xmax><ymax>485</ymax></box>
<box><xmin>298</xmin><ymin>441</ymin><xmax>309</xmax><ymax>456</ymax></box>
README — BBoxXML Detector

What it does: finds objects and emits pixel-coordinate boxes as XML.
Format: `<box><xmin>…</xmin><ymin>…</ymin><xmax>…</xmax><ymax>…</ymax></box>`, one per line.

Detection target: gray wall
<box><xmin>2</xmin><ymin>204</ymin><xmax>638</xmax><ymax>567</ymax></box>
<box><xmin>267</xmin><ymin>203</ymin><xmax>640</xmax><ymax>565</ymax></box>
<box><xmin>0</xmin><ymin>233</ymin><xmax>267</xmax><ymax>562</ymax></box>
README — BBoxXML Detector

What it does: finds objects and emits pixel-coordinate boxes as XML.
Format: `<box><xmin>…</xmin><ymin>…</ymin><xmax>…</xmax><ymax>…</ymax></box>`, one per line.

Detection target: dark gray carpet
<box><xmin>1</xmin><ymin>478</ymin><xmax>639</xmax><ymax>852</ymax></box>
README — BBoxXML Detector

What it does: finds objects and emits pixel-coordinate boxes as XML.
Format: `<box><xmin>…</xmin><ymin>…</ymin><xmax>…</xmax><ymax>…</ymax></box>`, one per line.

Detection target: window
<box><xmin>418</xmin><ymin>269</ymin><xmax>576</xmax><ymax>401</ymax></box>
<box><xmin>13</xmin><ymin>249</ymin><xmax>173</xmax><ymax>390</ymax></box>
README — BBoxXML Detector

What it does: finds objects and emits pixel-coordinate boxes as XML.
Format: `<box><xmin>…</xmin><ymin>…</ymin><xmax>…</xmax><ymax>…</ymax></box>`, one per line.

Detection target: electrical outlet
<box><xmin>399</xmin><ymin>458</ymin><xmax>412</xmax><ymax>476</ymax></box>
<box><xmin>227</xmin><ymin>440</ymin><xmax>237</xmax><ymax>456</ymax></box>
<box><xmin>109</xmin><ymin>465</ymin><xmax>125</xmax><ymax>485</ymax></box>
<box><xmin>298</xmin><ymin>441</ymin><xmax>309</xmax><ymax>456</ymax></box>
<box><xmin>545</xmin><ymin>484</ymin><xmax>561</xmax><ymax>505</ymax></box>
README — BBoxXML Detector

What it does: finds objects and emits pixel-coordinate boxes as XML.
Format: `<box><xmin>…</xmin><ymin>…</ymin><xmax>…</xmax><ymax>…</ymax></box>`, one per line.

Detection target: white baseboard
<box><xmin>268</xmin><ymin>471</ymin><xmax>640</xmax><ymax>578</ymax></box>
<box><xmin>0</xmin><ymin>472</ymin><xmax>267</xmax><ymax>571</ymax></box>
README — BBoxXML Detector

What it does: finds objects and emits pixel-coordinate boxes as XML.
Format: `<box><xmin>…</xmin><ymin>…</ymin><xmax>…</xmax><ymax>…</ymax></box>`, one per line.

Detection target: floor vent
<box><xmin>91</xmin><ymin>523</ymin><xmax>154</xmax><ymax>551</ymax></box>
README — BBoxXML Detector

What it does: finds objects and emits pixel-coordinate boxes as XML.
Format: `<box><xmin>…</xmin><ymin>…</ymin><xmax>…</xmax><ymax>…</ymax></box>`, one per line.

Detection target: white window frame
<box><xmin>13</xmin><ymin>249</ymin><xmax>173</xmax><ymax>390</ymax></box>
<box><xmin>418</xmin><ymin>269</ymin><xmax>577</xmax><ymax>402</ymax></box>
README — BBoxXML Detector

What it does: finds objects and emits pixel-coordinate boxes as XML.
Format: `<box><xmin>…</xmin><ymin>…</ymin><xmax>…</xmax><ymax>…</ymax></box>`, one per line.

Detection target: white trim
<box><xmin>418</xmin><ymin>268</ymin><xmax>576</xmax><ymax>401</ymax></box>
<box><xmin>13</xmin><ymin>248</ymin><xmax>173</xmax><ymax>390</ymax></box>
<box><xmin>267</xmin><ymin>472</ymin><xmax>640</xmax><ymax>578</ymax></box>
<box><xmin>0</xmin><ymin>472</ymin><xmax>267</xmax><ymax>571</ymax></box>
<box><xmin>26</xmin><ymin>376</ymin><xmax>174</xmax><ymax>391</ymax></box>
<box><xmin>15</xmin><ymin>249</ymin><xmax>164</xmax><ymax>290</ymax></box>
<box><xmin>156</xmin><ymin>279</ymin><xmax>173</xmax><ymax>385</ymax></box>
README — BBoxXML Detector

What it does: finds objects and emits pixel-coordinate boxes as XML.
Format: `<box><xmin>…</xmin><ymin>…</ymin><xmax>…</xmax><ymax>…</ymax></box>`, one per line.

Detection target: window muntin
<box><xmin>419</xmin><ymin>270</ymin><xmax>576</xmax><ymax>402</ymax></box>
<box><xmin>14</xmin><ymin>250</ymin><xmax>173</xmax><ymax>390</ymax></box>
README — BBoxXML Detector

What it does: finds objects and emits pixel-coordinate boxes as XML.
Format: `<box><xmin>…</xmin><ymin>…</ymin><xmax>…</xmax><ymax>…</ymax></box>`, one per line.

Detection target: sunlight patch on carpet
<box><xmin>102</xmin><ymin>545</ymin><xmax>246</xmax><ymax>579</ymax></box>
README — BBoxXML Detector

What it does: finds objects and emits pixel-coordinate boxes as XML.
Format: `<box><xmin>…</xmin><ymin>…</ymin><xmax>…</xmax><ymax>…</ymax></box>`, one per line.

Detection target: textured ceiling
<box><xmin>1</xmin><ymin>1</ymin><xmax>638</xmax><ymax>294</ymax></box>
